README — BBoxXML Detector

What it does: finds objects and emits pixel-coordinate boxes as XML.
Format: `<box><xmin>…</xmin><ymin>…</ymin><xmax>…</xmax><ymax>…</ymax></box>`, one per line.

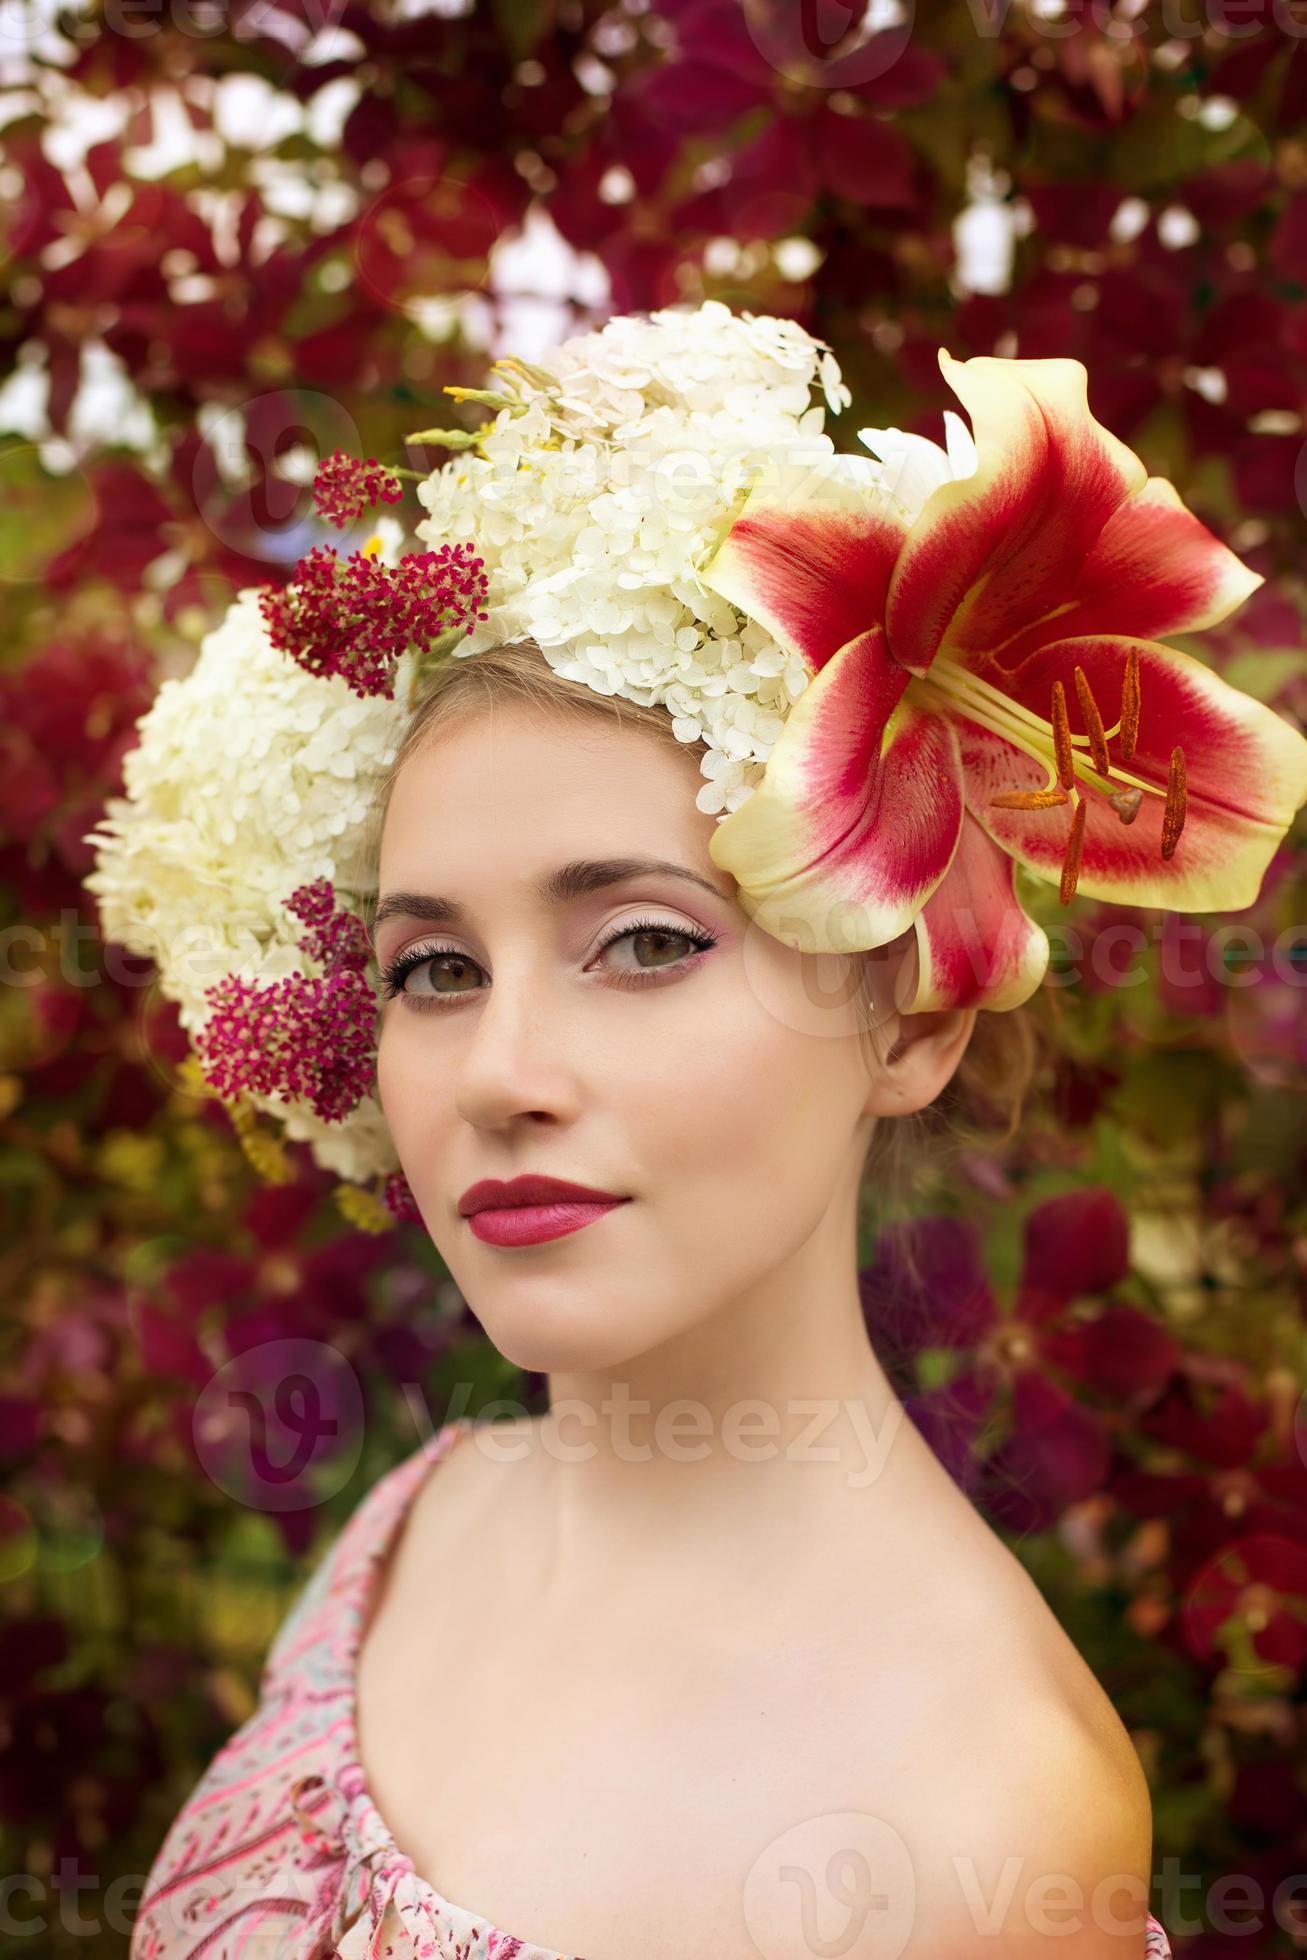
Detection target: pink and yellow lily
<box><xmin>697</xmin><ymin>349</ymin><xmax>1307</xmax><ymax>1014</ymax></box>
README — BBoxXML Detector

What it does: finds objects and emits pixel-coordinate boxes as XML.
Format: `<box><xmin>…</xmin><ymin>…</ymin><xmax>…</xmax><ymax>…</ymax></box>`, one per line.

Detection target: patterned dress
<box><xmin>132</xmin><ymin>1417</ymin><xmax>1174</xmax><ymax>1960</ymax></box>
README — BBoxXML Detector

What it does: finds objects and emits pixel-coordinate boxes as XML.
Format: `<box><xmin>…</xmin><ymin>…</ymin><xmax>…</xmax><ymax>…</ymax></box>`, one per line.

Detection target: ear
<box><xmin>856</xmin><ymin>931</ymin><xmax>979</xmax><ymax>1119</ymax></box>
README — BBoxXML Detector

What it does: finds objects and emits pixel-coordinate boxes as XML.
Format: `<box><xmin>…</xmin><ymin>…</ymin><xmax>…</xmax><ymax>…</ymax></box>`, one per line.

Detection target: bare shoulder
<box><xmin>379</xmin><ymin>1414</ymin><xmax>542</xmax><ymax>1597</ymax></box>
<box><xmin>356</xmin><ymin>1415</ymin><xmax>541</xmax><ymax>1733</ymax></box>
<box><xmin>915</xmin><ymin>1701</ymin><xmax>1154</xmax><ymax>1956</ymax></box>
<box><xmin>897</xmin><ymin>1554</ymin><xmax>1155</xmax><ymax>1957</ymax></box>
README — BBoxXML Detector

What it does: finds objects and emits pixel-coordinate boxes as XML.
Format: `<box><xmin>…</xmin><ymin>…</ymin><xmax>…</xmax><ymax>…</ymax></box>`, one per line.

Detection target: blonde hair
<box><xmin>365</xmin><ymin>639</ymin><xmax>1050</xmax><ymax>1283</ymax></box>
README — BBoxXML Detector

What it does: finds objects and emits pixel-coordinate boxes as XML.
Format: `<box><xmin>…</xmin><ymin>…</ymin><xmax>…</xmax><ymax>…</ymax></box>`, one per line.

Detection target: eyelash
<box><xmin>378</xmin><ymin>916</ymin><xmax>719</xmax><ymax>1013</ymax></box>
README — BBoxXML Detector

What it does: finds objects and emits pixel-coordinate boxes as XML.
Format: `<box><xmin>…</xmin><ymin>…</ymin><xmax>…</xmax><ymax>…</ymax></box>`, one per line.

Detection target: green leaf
<box><xmin>915</xmin><ymin>1346</ymin><xmax>970</xmax><ymax>1392</ymax></box>
<box><xmin>493</xmin><ymin>0</ymin><xmax>554</xmax><ymax>60</ymax></box>
<box><xmin>1106</xmin><ymin>98</ymin><xmax>1264</xmax><ymax>191</ymax></box>
<box><xmin>1220</xmin><ymin>647</ymin><xmax>1307</xmax><ymax>705</ymax></box>
<box><xmin>0</xmin><ymin>445</ymin><xmax>97</xmax><ymax>587</ymax></box>
<box><xmin>430</xmin><ymin>1337</ymin><xmax>532</xmax><ymax>1418</ymax></box>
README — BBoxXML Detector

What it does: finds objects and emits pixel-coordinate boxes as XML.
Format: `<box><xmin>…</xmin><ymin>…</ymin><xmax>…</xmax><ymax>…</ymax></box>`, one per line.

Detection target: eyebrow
<box><xmin>370</xmin><ymin>856</ymin><xmax>733</xmax><ymax>940</ymax></box>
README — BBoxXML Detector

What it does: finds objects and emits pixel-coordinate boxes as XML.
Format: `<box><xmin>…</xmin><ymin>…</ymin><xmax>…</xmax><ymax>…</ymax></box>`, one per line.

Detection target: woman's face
<box><xmin>374</xmin><ymin>700</ymin><xmax>900</xmax><ymax>1376</ymax></box>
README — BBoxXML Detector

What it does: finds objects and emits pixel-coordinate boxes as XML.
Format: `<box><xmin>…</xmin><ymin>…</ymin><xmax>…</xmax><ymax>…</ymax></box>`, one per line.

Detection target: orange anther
<box><xmin>1051</xmin><ymin>680</ymin><xmax>1076</xmax><ymax>790</ymax></box>
<box><xmin>1073</xmin><ymin>666</ymin><xmax>1111</xmax><ymax>775</ymax></box>
<box><xmin>1161</xmin><ymin>746</ymin><xmax>1187</xmax><ymax>858</ymax></box>
<box><xmin>1120</xmin><ymin>647</ymin><xmax>1140</xmax><ymax>762</ymax></box>
<box><xmin>989</xmin><ymin>788</ymin><xmax>1071</xmax><ymax>809</ymax></box>
<box><xmin>1059</xmin><ymin>796</ymin><xmax>1088</xmax><ymax>904</ymax></box>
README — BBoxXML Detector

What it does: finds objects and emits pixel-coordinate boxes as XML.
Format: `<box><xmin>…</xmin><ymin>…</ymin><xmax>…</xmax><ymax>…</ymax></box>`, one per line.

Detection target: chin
<box><xmin>466</xmin><ymin>1292</ymin><xmax>665</xmax><ymax>1379</ymax></box>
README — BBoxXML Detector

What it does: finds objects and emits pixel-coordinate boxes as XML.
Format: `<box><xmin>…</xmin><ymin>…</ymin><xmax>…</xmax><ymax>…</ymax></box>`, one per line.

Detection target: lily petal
<box><xmin>887</xmin><ymin>349</ymin><xmax>1148</xmax><ymax>677</ymax></box>
<box><xmin>902</xmin><ymin>812</ymin><xmax>1051</xmax><ymax>1013</ymax></box>
<box><xmin>980</xmin><ymin>474</ymin><xmax>1264</xmax><ymax>673</ymax></box>
<box><xmin>708</xmin><ymin>627</ymin><xmax>964</xmax><ymax>952</ymax></box>
<box><xmin>697</xmin><ymin>456</ymin><xmax>907</xmax><ymax>673</ymax></box>
<box><xmin>957</xmin><ymin>635</ymin><xmax>1307</xmax><ymax>908</ymax></box>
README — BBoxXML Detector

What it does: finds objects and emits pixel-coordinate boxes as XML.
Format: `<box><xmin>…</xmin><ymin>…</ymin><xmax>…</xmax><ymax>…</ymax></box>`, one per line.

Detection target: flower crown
<box><xmin>82</xmin><ymin>300</ymin><xmax>1307</xmax><ymax>1230</ymax></box>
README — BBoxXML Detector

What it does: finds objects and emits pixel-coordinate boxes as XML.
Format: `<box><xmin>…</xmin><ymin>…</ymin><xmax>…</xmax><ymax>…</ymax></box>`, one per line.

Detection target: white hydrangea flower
<box><xmin>82</xmin><ymin>589</ymin><xmax>408</xmax><ymax>1186</ymax></box>
<box><xmin>358</xmin><ymin>511</ymin><xmax>406</xmax><ymax>565</ymax></box>
<box><xmin>415</xmin><ymin>299</ymin><xmax>859</xmax><ymax>801</ymax></box>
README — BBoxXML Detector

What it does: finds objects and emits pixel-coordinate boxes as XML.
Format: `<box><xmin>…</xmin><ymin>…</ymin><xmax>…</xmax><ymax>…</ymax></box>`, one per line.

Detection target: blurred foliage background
<box><xmin>1</xmin><ymin>0</ymin><xmax>1305</xmax><ymax>1953</ymax></box>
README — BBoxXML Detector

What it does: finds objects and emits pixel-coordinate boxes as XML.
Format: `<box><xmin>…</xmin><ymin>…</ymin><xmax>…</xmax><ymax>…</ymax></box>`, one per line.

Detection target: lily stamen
<box><xmin>1161</xmin><ymin>747</ymin><xmax>1187</xmax><ymax>857</ymax></box>
<box><xmin>1059</xmin><ymin>796</ymin><xmax>1088</xmax><ymax>903</ymax></box>
<box><xmin>924</xmin><ymin>648</ymin><xmax>1183</xmax><ymax>880</ymax></box>
<box><xmin>1051</xmin><ymin>680</ymin><xmax>1076</xmax><ymax>790</ymax></box>
<box><xmin>1120</xmin><ymin>647</ymin><xmax>1140</xmax><ymax>761</ymax></box>
<box><xmin>1073</xmin><ymin>666</ymin><xmax>1111</xmax><ymax>774</ymax></box>
<box><xmin>990</xmin><ymin>788</ymin><xmax>1070</xmax><ymax>810</ymax></box>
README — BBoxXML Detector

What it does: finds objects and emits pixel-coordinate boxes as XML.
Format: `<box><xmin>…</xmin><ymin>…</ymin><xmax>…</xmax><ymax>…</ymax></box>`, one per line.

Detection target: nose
<box><xmin>452</xmin><ymin>955</ymin><xmax>582</xmax><ymax>1130</ymax></box>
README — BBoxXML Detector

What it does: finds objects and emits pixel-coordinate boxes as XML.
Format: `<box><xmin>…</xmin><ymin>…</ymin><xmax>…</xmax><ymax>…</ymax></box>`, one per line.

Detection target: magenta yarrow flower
<box><xmin>311</xmin><ymin>451</ymin><xmax>406</xmax><ymax>528</ymax></box>
<box><xmin>259</xmin><ymin>542</ymin><xmax>488</xmax><ymax>698</ymax></box>
<box><xmin>381</xmin><ymin>1169</ymin><xmax>422</xmax><ymax>1223</ymax></box>
<box><xmin>195</xmin><ymin>968</ymin><xmax>376</xmax><ymax>1124</ymax></box>
<box><xmin>194</xmin><ymin>880</ymin><xmax>377</xmax><ymax>1124</ymax></box>
<box><xmin>284</xmin><ymin>878</ymin><xmax>372</xmax><ymax>974</ymax></box>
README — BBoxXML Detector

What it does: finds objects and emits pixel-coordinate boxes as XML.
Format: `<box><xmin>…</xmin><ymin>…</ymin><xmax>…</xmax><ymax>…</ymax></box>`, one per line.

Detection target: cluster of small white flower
<box><xmin>82</xmin><ymin>590</ymin><xmax>413</xmax><ymax>1182</ymax></box>
<box><xmin>414</xmin><ymin>299</ymin><xmax>854</xmax><ymax>817</ymax></box>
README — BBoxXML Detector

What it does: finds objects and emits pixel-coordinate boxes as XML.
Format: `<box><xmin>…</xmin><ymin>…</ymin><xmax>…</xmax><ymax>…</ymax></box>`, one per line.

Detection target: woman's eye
<box><xmin>599</xmin><ymin>923</ymin><xmax>707</xmax><ymax>975</ymax></box>
<box><xmin>381</xmin><ymin>919</ymin><xmax>716</xmax><ymax>1011</ymax></box>
<box><xmin>381</xmin><ymin>946</ymin><xmax>482</xmax><ymax>1004</ymax></box>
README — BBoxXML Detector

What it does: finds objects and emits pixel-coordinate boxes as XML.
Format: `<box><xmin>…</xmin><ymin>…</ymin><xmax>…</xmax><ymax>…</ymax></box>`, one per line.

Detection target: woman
<box><xmin>359</xmin><ymin>636</ymin><xmax>1169</xmax><ymax>1959</ymax></box>
<box><xmin>126</xmin><ymin>637</ymin><xmax>1172</xmax><ymax>1960</ymax></box>
<box><xmin>109</xmin><ymin>303</ymin><xmax>1307</xmax><ymax>1960</ymax></box>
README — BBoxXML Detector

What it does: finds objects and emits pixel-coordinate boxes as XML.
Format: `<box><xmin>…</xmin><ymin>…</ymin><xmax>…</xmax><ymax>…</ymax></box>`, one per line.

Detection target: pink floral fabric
<box><xmin>132</xmin><ymin>1417</ymin><xmax>1174</xmax><ymax>1960</ymax></box>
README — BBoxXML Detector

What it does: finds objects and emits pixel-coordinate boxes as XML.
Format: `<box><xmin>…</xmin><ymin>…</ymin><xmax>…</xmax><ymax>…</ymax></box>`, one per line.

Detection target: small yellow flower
<box><xmin>334</xmin><ymin>1181</ymin><xmax>396</xmax><ymax>1233</ymax></box>
<box><xmin>227</xmin><ymin>1101</ymin><xmax>294</xmax><ymax>1184</ymax></box>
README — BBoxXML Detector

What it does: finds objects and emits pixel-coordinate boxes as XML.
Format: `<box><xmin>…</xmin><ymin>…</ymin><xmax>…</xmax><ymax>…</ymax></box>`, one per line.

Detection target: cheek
<box><xmin>633</xmin><ymin>974</ymin><xmax>865</xmax><ymax>1196</ymax></box>
<box><xmin>374</xmin><ymin>1015</ymin><xmax>440</xmax><ymax>1138</ymax></box>
<box><xmin>631</xmin><ymin>1046</ymin><xmax>861</xmax><ymax>1298</ymax></box>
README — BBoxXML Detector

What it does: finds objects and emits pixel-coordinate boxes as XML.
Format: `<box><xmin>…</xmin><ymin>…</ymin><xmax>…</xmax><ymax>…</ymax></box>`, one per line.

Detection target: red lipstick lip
<box><xmin>458</xmin><ymin>1176</ymin><xmax>629</xmax><ymax>1217</ymax></box>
